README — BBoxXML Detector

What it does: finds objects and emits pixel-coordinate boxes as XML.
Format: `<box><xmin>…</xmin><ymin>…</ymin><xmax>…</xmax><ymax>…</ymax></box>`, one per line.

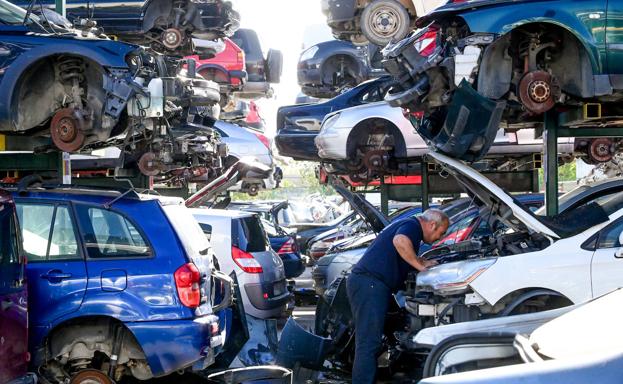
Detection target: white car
<box><xmin>191</xmin><ymin>209</ymin><xmax>290</xmax><ymax>319</ymax></box>
<box><xmin>314</xmin><ymin>101</ymin><xmax>573</xmax><ymax>177</ymax></box>
<box><xmin>414</xmin><ymin>151</ymin><xmax>623</xmax><ymax>326</ymax></box>
<box><xmin>314</xmin><ymin>100</ymin><xmax>427</xmax><ymax>176</ymax></box>
<box><xmin>417</xmin><ymin>288</ymin><xmax>623</xmax><ymax>382</ymax></box>
<box><xmin>213</xmin><ymin>120</ymin><xmax>281</xmax><ymax>195</ymax></box>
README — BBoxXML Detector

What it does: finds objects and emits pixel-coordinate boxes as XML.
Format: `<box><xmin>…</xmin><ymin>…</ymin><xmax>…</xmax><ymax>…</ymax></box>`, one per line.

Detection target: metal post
<box><xmin>55</xmin><ymin>0</ymin><xmax>65</xmax><ymax>17</ymax></box>
<box><xmin>544</xmin><ymin>112</ymin><xmax>558</xmax><ymax>216</ymax></box>
<box><xmin>421</xmin><ymin>162</ymin><xmax>429</xmax><ymax>211</ymax></box>
<box><xmin>380</xmin><ymin>177</ymin><xmax>389</xmax><ymax>216</ymax></box>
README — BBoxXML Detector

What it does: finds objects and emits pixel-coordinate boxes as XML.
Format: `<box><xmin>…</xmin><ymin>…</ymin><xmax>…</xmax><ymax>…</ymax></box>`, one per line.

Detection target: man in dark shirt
<box><xmin>347</xmin><ymin>209</ymin><xmax>449</xmax><ymax>383</ymax></box>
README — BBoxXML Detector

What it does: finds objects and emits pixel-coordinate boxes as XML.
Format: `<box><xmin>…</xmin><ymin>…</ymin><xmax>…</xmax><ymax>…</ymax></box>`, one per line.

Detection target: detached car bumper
<box><xmin>126</xmin><ymin>315</ymin><xmax>221</xmax><ymax>377</ymax></box>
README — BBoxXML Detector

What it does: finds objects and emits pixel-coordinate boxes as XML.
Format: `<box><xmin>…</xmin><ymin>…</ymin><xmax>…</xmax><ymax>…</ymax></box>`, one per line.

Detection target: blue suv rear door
<box><xmin>15</xmin><ymin>201</ymin><xmax>87</xmax><ymax>326</ymax></box>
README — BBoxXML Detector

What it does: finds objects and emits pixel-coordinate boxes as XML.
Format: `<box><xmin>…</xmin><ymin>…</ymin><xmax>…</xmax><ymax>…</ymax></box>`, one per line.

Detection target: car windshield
<box><xmin>0</xmin><ymin>0</ymin><xmax>39</xmax><ymax>25</ymax></box>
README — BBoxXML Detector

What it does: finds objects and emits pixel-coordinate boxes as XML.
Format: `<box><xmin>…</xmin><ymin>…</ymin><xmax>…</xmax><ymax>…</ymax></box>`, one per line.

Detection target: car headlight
<box><xmin>311</xmin><ymin>240</ymin><xmax>333</xmax><ymax>250</ymax></box>
<box><xmin>417</xmin><ymin>258</ymin><xmax>497</xmax><ymax>295</ymax></box>
<box><xmin>300</xmin><ymin>46</ymin><xmax>319</xmax><ymax>62</ymax></box>
<box><xmin>321</xmin><ymin>113</ymin><xmax>341</xmax><ymax>132</ymax></box>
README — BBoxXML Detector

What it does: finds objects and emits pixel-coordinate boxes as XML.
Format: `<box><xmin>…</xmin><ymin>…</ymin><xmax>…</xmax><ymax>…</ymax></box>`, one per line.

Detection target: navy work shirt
<box><xmin>353</xmin><ymin>217</ymin><xmax>423</xmax><ymax>292</ymax></box>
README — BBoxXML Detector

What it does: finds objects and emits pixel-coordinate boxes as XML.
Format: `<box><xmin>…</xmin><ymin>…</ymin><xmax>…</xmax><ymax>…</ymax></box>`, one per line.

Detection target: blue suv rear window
<box><xmin>76</xmin><ymin>206</ymin><xmax>151</xmax><ymax>258</ymax></box>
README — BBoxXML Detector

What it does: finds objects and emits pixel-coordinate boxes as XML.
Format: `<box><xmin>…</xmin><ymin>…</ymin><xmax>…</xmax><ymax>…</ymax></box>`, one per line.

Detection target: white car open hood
<box><xmin>428</xmin><ymin>152</ymin><xmax>559</xmax><ymax>239</ymax></box>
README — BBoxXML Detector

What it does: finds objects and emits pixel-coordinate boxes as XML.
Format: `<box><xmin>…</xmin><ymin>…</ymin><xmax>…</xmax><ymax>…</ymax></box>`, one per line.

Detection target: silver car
<box><xmin>213</xmin><ymin>120</ymin><xmax>280</xmax><ymax>194</ymax></box>
<box><xmin>192</xmin><ymin>209</ymin><xmax>290</xmax><ymax>319</ymax></box>
<box><xmin>314</xmin><ymin>101</ymin><xmax>573</xmax><ymax>175</ymax></box>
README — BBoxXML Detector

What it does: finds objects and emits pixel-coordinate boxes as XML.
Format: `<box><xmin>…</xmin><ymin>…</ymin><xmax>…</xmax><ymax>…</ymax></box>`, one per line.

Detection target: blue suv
<box><xmin>11</xmin><ymin>185</ymin><xmax>232</xmax><ymax>384</ymax></box>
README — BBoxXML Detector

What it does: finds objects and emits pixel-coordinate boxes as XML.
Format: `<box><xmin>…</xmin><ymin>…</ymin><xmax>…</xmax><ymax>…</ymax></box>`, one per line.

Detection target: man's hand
<box><xmin>422</xmin><ymin>259</ymin><xmax>438</xmax><ymax>269</ymax></box>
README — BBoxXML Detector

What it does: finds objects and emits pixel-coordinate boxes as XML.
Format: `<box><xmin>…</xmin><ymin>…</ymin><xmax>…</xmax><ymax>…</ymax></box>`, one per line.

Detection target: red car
<box><xmin>187</xmin><ymin>38</ymin><xmax>247</xmax><ymax>103</ymax></box>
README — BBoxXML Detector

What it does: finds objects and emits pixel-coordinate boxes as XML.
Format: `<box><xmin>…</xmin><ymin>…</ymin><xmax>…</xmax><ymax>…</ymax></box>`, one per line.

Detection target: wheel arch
<box><xmin>346</xmin><ymin>117</ymin><xmax>407</xmax><ymax>158</ymax></box>
<box><xmin>9</xmin><ymin>53</ymin><xmax>108</xmax><ymax>134</ymax></box>
<box><xmin>35</xmin><ymin>315</ymin><xmax>152</xmax><ymax>379</ymax></box>
<box><xmin>493</xmin><ymin>287</ymin><xmax>573</xmax><ymax>317</ymax></box>
<box><xmin>320</xmin><ymin>53</ymin><xmax>365</xmax><ymax>83</ymax></box>
<box><xmin>478</xmin><ymin>21</ymin><xmax>600</xmax><ymax>100</ymax></box>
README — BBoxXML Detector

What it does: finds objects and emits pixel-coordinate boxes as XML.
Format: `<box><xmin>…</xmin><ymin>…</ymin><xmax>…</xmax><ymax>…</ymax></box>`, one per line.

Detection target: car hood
<box><xmin>417</xmin><ymin>0</ymin><xmax>537</xmax><ymax>27</ymax></box>
<box><xmin>428</xmin><ymin>152</ymin><xmax>559</xmax><ymax>239</ymax></box>
<box><xmin>528</xmin><ymin>289</ymin><xmax>623</xmax><ymax>360</ymax></box>
<box><xmin>332</xmin><ymin>183</ymin><xmax>389</xmax><ymax>234</ymax></box>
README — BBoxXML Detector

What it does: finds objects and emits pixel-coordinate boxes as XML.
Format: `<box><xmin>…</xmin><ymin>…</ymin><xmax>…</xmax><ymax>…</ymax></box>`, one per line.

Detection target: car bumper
<box><xmin>275</xmin><ymin>132</ymin><xmax>321</xmax><ymax>161</ymax></box>
<box><xmin>126</xmin><ymin>315</ymin><xmax>221</xmax><ymax>377</ymax></box>
<box><xmin>243</xmin><ymin>280</ymin><xmax>291</xmax><ymax>318</ymax></box>
<box><xmin>315</xmin><ymin>127</ymin><xmax>349</xmax><ymax>160</ymax></box>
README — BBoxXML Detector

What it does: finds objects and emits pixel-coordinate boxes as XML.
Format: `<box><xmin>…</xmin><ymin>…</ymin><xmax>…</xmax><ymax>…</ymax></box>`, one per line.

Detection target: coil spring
<box><xmin>58</xmin><ymin>56</ymin><xmax>85</xmax><ymax>84</ymax></box>
<box><xmin>68</xmin><ymin>357</ymin><xmax>91</xmax><ymax>372</ymax></box>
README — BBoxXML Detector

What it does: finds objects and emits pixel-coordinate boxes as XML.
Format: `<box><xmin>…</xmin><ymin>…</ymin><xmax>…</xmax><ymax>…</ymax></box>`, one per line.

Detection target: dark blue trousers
<box><xmin>346</xmin><ymin>271</ymin><xmax>390</xmax><ymax>384</ymax></box>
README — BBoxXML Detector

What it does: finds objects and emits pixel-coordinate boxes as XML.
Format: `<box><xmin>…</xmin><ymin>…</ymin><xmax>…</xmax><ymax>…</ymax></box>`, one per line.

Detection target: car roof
<box><xmin>190</xmin><ymin>208</ymin><xmax>254</xmax><ymax>219</ymax></box>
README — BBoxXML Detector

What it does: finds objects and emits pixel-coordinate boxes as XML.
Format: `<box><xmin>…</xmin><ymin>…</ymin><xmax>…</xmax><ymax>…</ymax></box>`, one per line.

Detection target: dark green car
<box><xmin>382</xmin><ymin>0</ymin><xmax>622</xmax><ymax>162</ymax></box>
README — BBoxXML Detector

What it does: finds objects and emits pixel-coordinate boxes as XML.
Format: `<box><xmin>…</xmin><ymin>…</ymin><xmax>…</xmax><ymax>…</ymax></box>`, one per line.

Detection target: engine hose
<box><xmin>437</xmin><ymin>297</ymin><xmax>462</xmax><ymax>325</ymax></box>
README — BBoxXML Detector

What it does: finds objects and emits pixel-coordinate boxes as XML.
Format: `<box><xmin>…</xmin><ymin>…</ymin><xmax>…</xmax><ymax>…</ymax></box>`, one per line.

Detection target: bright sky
<box><xmin>233</xmin><ymin>0</ymin><xmax>333</xmax><ymax>138</ymax></box>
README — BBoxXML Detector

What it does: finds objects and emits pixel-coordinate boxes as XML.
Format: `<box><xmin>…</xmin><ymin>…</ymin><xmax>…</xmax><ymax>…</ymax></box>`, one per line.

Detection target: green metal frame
<box><xmin>543</xmin><ymin>110</ymin><xmax>623</xmax><ymax>216</ymax></box>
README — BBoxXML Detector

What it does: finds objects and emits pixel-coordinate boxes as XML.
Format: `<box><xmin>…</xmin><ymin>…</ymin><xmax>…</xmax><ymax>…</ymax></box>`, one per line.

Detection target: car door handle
<box><xmin>1</xmin><ymin>300</ymin><xmax>12</xmax><ymax>311</ymax></box>
<box><xmin>41</xmin><ymin>270</ymin><xmax>72</xmax><ymax>282</ymax></box>
<box><xmin>615</xmin><ymin>248</ymin><xmax>623</xmax><ymax>259</ymax></box>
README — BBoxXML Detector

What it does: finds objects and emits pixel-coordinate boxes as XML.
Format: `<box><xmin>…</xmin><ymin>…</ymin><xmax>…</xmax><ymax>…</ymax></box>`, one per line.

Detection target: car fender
<box><xmin>454</xmin><ymin>4</ymin><xmax>603</xmax><ymax>73</ymax></box>
<box><xmin>0</xmin><ymin>39</ymin><xmax>134</xmax><ymax>132</ymax></box>
<box><xmin>324</xmin><ymin>0</ymin><xmax>358</xmax><ymax>22</ymax></box>
<box><xmin>468</xmin><ymin>240</ymin><xmax>594</xmax><ymax>307</ymax></box>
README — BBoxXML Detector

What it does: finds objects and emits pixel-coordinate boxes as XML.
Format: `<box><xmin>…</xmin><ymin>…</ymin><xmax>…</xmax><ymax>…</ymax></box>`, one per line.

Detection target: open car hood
<box><xmin>331</xmin><ymin>180</ymin><xmax>389</xmax><ymax>234</ymax></box>
<box><xmin>428</xmin><ymin>152</ymin><xmax>559</xmax><ymax>239</ymax></box>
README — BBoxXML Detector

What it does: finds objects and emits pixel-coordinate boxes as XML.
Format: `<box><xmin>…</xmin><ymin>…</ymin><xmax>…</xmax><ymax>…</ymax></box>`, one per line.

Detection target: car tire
<box><xmin>266</xmin><ymin>49</ymin><xmax>283</xmax><ymax>84</ymax></box>
<box><xmin>361</xmin><ymin>0</ymin><xmax>411</xmax><ymax>46</ymax></box>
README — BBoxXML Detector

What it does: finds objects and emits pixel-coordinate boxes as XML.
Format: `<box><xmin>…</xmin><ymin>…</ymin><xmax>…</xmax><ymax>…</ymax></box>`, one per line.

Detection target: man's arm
<box><xmin>393</xmin><ymin>234</ymin><xmax>437</xmax><ymax>272</ymax></box>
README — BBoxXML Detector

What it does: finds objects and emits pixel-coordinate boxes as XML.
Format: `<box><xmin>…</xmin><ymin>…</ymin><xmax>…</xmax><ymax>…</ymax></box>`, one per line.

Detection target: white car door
<box><xmin>590</xmin><ymin>217</ymin><xmax>623</xmax><ymax>297</ymax></box>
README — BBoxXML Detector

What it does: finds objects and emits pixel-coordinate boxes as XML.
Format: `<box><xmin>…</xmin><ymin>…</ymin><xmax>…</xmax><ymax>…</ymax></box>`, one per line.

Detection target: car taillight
<box><xmin>277</xmin><ymin>238</ymin><xmax>297</xmax><ymax>254</ymax></box>
<box><xmin>232</xmin><ymin>246</ymin><xmax>263</xmax><ymax>273</ymax></box>
<box><xmin>254</xmin><ymin>132</ymin><xmax>270</xmax><ymax>149</ymax></box>
<box><xmin>414</xmin><ymin>28</ymin><xmax>438</xmax><ymax>57</ymax></box>
<box><xmin>174</xmin><ymin>263</ymin><xmax>201</xmax><ymax>308</ymax></box>
<box><xmin>402</xmin><ymin>109</ymin><xmax>424</xmax><ymax>120</ymax></box>
<box><xmin>237</xmin><ymin>51</ymin><xmax>245</xmax><ymax>63</ymax></box>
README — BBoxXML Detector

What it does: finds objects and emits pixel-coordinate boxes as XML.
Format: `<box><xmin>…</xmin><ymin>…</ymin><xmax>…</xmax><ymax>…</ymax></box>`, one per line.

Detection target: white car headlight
<box><xmin>417</xmin><ymin>258</ymin><xmax>497</xmax><ymax>295</ymax></box>
<box><xmin>300</xmin><ymin>46</ymin><xmax>319</xmax><ymax>62</ymax></box>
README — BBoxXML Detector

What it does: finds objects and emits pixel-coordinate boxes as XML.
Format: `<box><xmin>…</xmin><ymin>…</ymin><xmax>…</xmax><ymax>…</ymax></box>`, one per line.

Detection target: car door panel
<box><xmin>16</xmin><ymin>202</ymin><xmax>87</xmax><ymax>326</ymax></box>
<box><xmin>590</xmin><ymin>217</ymin><xmax>623</xmax><ymax>297</ymax></box>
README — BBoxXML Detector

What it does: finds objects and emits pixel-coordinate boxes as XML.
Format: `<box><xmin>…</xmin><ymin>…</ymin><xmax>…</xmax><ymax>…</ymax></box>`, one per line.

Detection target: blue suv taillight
<box><xmin>174</xmin><ymin>263</ymin><xmax>201</xmax><ymax>308</ymax></box>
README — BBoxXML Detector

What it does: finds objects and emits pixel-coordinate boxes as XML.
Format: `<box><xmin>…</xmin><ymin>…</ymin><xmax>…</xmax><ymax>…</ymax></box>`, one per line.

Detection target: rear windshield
<box><xmin>232</xmin><ymin>215</ymin><xmax>267</xmax><ymax>252</ymax></box>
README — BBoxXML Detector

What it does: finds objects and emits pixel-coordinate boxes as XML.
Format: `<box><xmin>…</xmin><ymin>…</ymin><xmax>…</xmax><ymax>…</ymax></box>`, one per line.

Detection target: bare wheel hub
<box><xmin>138</xmin><ymin>152</ymin><xmax>163</xmax><ymax>176</ymax></box>
<box><xmin>589</xmin><ymin>138</ymin><xmax>614</xmax><ymax>163</ymax></box>
<box><xmin>371</xmin><ymin>8</ymin><xmax>399</xmax><ymax>36</ymax></box>
<box><xmin>50</xmin><ymin>108</ymin><xmax>87</xmax><ymax>152</ymax></box>
<box><xmin>518</xmin><ymin>71</ymin><xmax>557</xmax><ymax>115</ymax></box>
<box><xmin>69</xmin><ymin>369</ymin><xmax>113</xmax><ymax>384</ymax></box>
<box><xmin>364</xmin><ymin>149</ymin><xmax>389</xmax><ymax>171</ymax></box>
<box><xmin>162</xmin><ymin>28</ymin><xmax>183</xmax><ymax>49</ymax></box>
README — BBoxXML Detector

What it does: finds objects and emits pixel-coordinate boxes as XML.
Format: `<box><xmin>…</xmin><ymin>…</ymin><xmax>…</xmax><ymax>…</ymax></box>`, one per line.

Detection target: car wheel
<box><xmin>266</xmin><ymin>49</ymin><xmax>283</xmax><ymax>84</ymax></box>
<box><xmin>361</xmin><ymin>0</ymin><xmax>411</xmax><ymax>46</ymax></box>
